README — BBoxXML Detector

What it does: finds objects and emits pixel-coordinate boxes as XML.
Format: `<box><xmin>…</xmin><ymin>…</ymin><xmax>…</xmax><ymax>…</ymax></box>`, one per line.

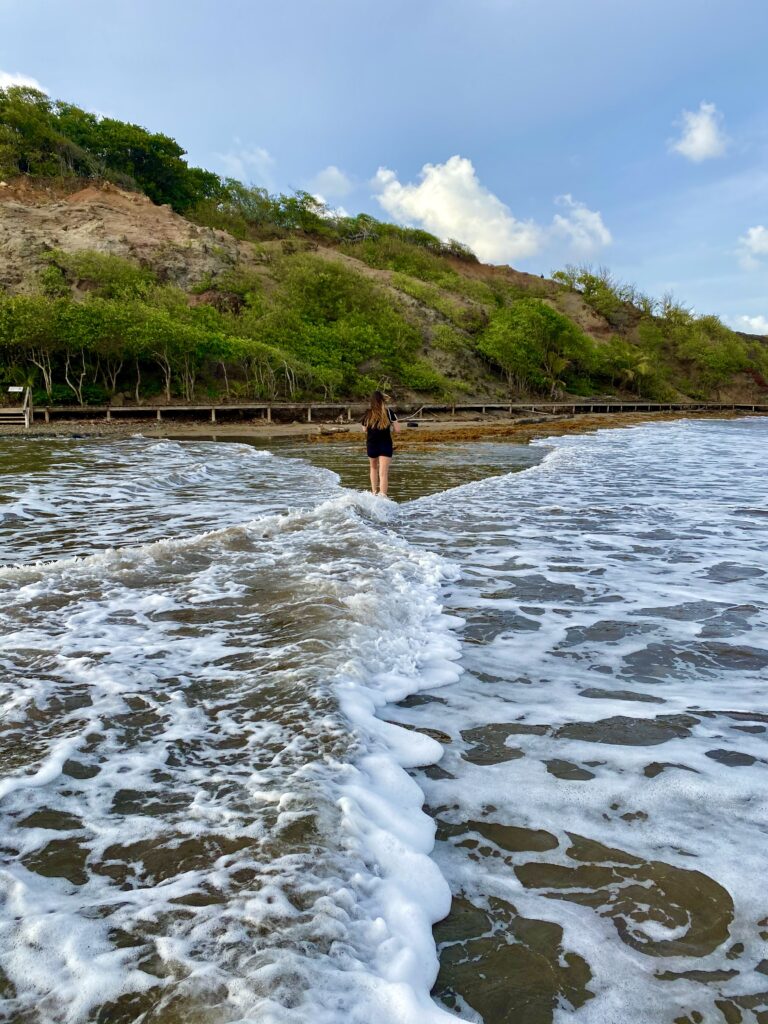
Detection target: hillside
<box><xmin>2</xmin><ymin>85</ymin><xmax>768</xmax><ymax>408</ymax></box>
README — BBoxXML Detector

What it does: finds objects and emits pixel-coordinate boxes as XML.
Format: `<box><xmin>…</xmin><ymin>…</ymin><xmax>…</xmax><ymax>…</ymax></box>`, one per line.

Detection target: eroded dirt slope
<box><xmin>0</xmin><ymin>181</ymin><xmax>258</xmax><ymax>292</ymax></box>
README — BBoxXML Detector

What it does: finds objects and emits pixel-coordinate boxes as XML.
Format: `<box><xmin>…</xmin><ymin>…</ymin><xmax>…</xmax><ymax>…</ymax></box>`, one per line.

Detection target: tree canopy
<box><xmin>0</xmin><ymin>86</ymin><xmax>222</xmax><ymax>212</ymax></box>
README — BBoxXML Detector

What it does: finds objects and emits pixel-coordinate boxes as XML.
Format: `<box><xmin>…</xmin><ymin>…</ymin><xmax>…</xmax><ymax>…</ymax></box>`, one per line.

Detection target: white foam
<box><xmin>0</xmin><ymin>436</ymin><xmax>339</xmax><ymax>566</ymax></box>
<box><xmin>0</xmin><ymin>440</ymin><xmax>461</xmax><ymax>1022</ymax></box>
<box><xmin>399</xmin><ymin>417</ymin><xmax>768</xmax><ymax>1021</ymax></box>
<box><xmin>5</xmin><ymin>420</ymin><xmax>766</xmax><ymax>1022</ymax></box>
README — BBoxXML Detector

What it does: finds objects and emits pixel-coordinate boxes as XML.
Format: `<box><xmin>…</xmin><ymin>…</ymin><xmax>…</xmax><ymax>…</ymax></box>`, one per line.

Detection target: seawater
<box><xmin>0</xmin><ymin>419</ymin><xmax>766</xmax><ymax>1024</ymax></box>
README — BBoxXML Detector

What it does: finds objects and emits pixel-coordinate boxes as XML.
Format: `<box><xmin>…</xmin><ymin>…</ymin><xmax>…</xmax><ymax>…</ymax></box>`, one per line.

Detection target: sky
<box><xmin>2</xmin><ymin>0</ymin><xmax>767</xmax><ymax>331</ymax></box>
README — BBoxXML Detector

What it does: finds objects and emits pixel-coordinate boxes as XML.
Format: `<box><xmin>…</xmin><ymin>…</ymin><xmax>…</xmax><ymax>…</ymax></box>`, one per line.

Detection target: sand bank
<box><xmin>3</xmin><ymin>407</ymin><xmax>759</xmax><ymax>445</ymax></box>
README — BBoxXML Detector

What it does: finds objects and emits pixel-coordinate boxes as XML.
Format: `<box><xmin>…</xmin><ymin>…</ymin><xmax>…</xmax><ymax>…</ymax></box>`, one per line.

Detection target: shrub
<box><xmin>44</xmin><ymin>250</ymin><xmax>155</xmax><ymax>298</ymax></box>
<box><xmin>431</xmin><ymin>324</ymin><xmax>474</xmax><ymax>354</ymax></box>
<box><xmin>397</xmin><ymin>359</ymin><xmax>455</xmax><ymax>394</ymax></box>
<box><xmin>342</xmin><ymin>236</ymin><xmax>460</xmax><ymax>287</ymax></box>
<box><xmin>479</xmin><ymin>299</ymin><xmax>594</xmax><ymax>395</ymax></box>
<box><xmin>81</xmin><ymin>383</ymin><xmax>110</xmax><ymax>405</ymax></box>
<box><xmin>553</xmin><ymin>264</ymin><xmax>632</xmax><ymax>328</ymax></box>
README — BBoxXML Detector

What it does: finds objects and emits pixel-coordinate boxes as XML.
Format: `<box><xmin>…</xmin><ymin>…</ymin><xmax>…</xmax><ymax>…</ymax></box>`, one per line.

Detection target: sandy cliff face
<box><xmin>0</xmin><ymin>181</ymin><xmax>257</xmax><ymax>293</ymax></box>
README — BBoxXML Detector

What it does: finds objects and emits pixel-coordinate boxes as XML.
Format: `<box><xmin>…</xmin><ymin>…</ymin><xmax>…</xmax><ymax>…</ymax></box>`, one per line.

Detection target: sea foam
<box><xmin>0</xmin><ymin>439</ymin><xmax>461</xmax><ymax>1022</ymax></box>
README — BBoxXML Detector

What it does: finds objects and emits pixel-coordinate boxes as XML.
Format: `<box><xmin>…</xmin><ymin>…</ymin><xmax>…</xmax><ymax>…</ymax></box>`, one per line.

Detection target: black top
<box><xmin>365</xmin><ymin>408</ymin><xmax>397</xmax><ymax>438</ymax></box>
<box><xmin>364</xmin><ymin>408</ymin><xmax>397</xmax><ymax>457</ymax></box>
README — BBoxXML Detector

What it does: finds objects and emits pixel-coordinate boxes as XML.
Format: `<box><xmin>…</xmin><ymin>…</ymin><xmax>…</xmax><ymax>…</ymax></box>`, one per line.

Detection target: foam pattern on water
<box><xmin>396</xmin><ymin>418</ymin><xmax>768</xmax><ymax>1022</ymax></box>
<box><xmin>0</xmin><ymin>440</ymin><xmax>461</xmax><ymax>1023</ymax></box>
<box><xmin>0</xmin><ymin>437</ymin><xmax>339</xmax><ymax>565</ymax></box>
<box><xmin>3</xmin><ymin>422</ymin><xmax>767</xmax><ymax>1024</ymax></box>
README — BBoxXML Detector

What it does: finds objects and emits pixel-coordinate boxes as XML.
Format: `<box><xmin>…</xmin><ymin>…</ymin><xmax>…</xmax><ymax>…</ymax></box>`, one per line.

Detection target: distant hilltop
<box><xmin>1</xmin><ymin>85</ymin><xmax>767</xmax><ymax>409</ymax></box>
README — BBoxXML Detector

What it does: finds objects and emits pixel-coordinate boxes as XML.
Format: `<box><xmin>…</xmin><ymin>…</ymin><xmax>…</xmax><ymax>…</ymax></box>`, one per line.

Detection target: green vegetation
<box><xmin>552</xmin><ymin>264</ymin><xmax>768</xmax><ymax>399</ymax></box>
<box><xmin>0</xmin><ymin>86</ymin><xmax>221</xmax><ymax>213</ymax></box>
<box><xmin>478</xmin><ymin>300</ymin><xmax>594</xmax><ymax>397</ymax></box>
<box><xmin>2</xmin><ymin>86</ymin><xmax>767</xmax><ymax>405</ymax></box>
<box><xmin>0</xmin><ymin>250</ymin><xmax>458</xmax><ymax>404</ymax></box>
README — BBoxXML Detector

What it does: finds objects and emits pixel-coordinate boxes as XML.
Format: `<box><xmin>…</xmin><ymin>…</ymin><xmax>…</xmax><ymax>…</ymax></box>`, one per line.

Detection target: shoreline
<box><xmin>2</xmin><ymin>407</ymin><xmax>762</xmax><ymax>447</ymax></box>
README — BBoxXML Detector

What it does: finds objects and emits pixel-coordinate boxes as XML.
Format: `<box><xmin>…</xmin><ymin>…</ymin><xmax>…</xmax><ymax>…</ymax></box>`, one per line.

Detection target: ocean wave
<box><xmin>0</xmin><ymin>444</ymin><xmax>461</xmax><ymax>1023</ymax></box>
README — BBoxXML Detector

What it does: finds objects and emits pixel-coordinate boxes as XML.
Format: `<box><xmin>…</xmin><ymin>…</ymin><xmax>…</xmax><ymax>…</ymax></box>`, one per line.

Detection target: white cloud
<box><xmin>735</xmin><ymin>314</ymin><xmax>768</xmax><ymax>335</ymax></box>
<box><xmin>0</xmin><ymin>69</ymin><xmax>47</xmax><ymax>92</ymax></box>
<box><xmin>310</xmin><ymin>165</ymin><xmax>353</xmax><ymax>201</ymax></box>
<box><xmin>314</xmin><ymin>199</ymin><xmax>350</xmax><ymax>219</ymax></box>
<box><xmin>740</xmin><ymin>224</ymin><xmax>768</xmax><ymax>255</ymax></box>
<box><xmin>670</xmin><ymin>101</ymin><xmax>727</xmax><ymax>162</ymax></box>
<box><xmin>737</xmin><ymin>224</ymin><xmax>768</xmax><ymax>270</ymax></box>
<box><xmin>372</xmin><ymin>155</ymin><xmax>610</xmax><ymax>264</ymax></box>
<box><xmin>216</xmin><ymin>142</ymin><xmax>275</xmax><ymax>187</ymax></box>
<box><xmin>373</xmin><ymin>156</ymin><xmax>542</xmax><ymax>262</ymax></box>
<box><xmin>552</xmin><ymin>193</ymin><xmax>612</xmax><ymax>255</ymax></box>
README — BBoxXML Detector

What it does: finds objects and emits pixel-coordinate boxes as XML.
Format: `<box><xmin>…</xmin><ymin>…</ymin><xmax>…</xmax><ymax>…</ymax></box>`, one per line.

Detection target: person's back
<box><xmin>362</xmin><ymin>391</ymin><xmax>399</xmax><ymax>496</ymax></box>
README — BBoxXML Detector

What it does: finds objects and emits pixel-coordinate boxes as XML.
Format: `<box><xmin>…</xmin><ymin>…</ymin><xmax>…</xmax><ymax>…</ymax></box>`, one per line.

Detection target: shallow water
<box><xmin>396</xmin><ymin>419</ymin><xmax>768</xmax><ymax>1024</ymax></box>
<box><xmin>0</xmin><ymin>420</ymin><xmax>766</xmax><ymax>1023</ymax></box>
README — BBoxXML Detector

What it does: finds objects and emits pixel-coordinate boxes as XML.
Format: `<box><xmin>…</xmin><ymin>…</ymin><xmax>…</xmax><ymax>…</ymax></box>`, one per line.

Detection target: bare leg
<box><xmin>378</xmin><ymin>456</ymin><xmax>391</xmax><ymax>496</ymax></box>
<box><xmin>369</xmin><ymin>457</ymin><xmax>379</xmax><ymax>494</ymax></box>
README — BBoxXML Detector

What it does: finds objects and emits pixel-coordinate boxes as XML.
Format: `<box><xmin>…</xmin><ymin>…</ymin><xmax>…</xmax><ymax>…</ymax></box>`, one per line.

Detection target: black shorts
<box><xmin>367</xmin><ymin>435</ymin><xmax>393</xmax><ymax>458</ymax></box>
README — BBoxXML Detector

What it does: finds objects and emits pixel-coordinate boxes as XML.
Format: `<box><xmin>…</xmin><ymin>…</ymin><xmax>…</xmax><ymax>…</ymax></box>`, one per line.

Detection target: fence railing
<box><xmin>16</xmin><ymin>398</ymin><xmax>768</xmax><ymax>428</ymax></box>
<box><xmin>0</xmin><ymin>386</ymin><xmax>32</xmax><ymax>427</ymax></box>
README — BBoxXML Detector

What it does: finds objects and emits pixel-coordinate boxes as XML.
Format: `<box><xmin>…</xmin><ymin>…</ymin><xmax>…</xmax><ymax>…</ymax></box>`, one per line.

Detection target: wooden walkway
<box><xmin>0</xmin><ymin>387</ymin><xmax>31</xmax><ymax>427</ymax></box>
<box><xmin>18</xmin><ymin>399</ymin><xmax>768</xmax><ymax>425</ymax></box>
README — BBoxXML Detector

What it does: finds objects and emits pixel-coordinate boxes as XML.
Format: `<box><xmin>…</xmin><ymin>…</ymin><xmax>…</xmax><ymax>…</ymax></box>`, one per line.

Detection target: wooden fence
<box><xmin>21</xmin><ymin>399</ymin><xmax>768</xmax><ymax>426</ymax></box>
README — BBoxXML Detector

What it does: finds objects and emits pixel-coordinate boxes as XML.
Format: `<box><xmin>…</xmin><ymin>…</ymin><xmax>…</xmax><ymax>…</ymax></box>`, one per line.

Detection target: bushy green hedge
<box><xmin>478</xmin><ymin>299</ymin><xmax>595</xmax><ymax>396</ymax></box>
<box><xmin>0</xmin><ymin>249</ymin><xmax>457</xmax><ymax>403</ymax></box>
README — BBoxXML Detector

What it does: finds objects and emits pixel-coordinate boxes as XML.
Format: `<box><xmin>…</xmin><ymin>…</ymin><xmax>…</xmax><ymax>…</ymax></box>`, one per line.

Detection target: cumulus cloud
<box><xmin>374</xmin><ymin>156</ymin><xmax>542</xmax><ymax>262</ymax></box>
<box><xmin>372</xmin><ymin>155</ymin><xmax>610</xmax><ymax>264</ymax></box>
<box><xmin>551</xmin><ymin>193</ymin><xmax>612</xmax><ymax>255</ymax></box>
<box><xmin>740</xmin><ymin>224</ymin><xmax>768</xmax><ymax>255</ymax></box>
<box><xmin>737</xmin><ymin>224</ymin><xmax>768</xmax><ymax>270</ymax></box>
<box><xmin>216</xmin><ymin>142</ymin><xmax>275</xmax><ymax>187</ymax></box>
<box><xmin>0</xmin><ymin>69</ymin><xmax>47</xmax><ymax>92</ymax></box>
<box><xmin>735</xmin><ymin>314</ymin><xmax>768</xmax><ymax>335</ymax></box>
<box><xmin>670</xmin><ymin>101</ymin><xmax>727</xmax><ymax>162</ymax></box>
<box><xmin>310</xmin><ymin>165</ymin><xmax>353</xmax><ymax>202</ymax></box>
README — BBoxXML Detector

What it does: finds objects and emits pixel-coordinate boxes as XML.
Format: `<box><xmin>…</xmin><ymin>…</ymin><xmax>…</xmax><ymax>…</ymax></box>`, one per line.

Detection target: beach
<box><xmin>0</xmin><ymin>416</ymin><xmax>766</xmax><ymax>1023</ymax></box>
<box><xmin>0</xmin><ymin>406</ymin><xmax>756</xmax><ymax>445</ymax></box>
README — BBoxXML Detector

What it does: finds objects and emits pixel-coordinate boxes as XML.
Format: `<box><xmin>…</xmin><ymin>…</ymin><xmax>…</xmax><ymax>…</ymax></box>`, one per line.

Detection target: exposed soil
<box><xmin>0</xmin><ymin>181</ymin><xmax>257</xmax><ymax>293</ymax></box>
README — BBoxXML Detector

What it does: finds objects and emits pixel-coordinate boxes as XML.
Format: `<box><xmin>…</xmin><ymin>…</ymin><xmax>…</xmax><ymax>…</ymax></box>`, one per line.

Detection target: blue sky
<box><xmin>2</xmin><ymin>0</ymin><xmax>767</xmax><ymax>331</ymax></box>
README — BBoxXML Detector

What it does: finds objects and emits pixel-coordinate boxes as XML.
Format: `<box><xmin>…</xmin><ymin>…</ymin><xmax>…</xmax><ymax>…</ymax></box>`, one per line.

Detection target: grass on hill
<box><xmin>2</xmin><ymin>84</ymin><xmax>767</xmax><ymax>407</ymax></box>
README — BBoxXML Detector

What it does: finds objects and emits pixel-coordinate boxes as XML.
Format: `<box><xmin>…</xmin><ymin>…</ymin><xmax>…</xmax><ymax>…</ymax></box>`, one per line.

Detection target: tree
<box><xmin>542</xmin><ymin>351</ymin><xmax>571</xmax><ymax>398</ymax></box>
<box><xmin>0</xmin><ymin>88</ymin><xmax>224</xmax><ymax>211</ymax></box>
<box><xmin>0</xmin><ymin>294</ymin><xmax>63</xmax><ymax>396</ymax></box>
<box><xmin>478</xmin><ymin>299</ymin><xmax>592</xmax><ymax>394</ymax></box>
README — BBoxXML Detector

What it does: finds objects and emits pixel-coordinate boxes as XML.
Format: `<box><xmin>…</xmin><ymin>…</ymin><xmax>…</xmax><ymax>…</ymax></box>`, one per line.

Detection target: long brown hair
<box><xmin>362</xmin><ymin>390</ymin><xmax>391</xmax><ymax>430</ymax></box>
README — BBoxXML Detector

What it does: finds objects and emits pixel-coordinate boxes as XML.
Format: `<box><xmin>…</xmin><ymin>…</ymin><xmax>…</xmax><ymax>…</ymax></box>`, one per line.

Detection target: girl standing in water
<box><xmin>362</xmin><ymin>391</ymin><xmax>400</xmax><ymax>497</ymax></box>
